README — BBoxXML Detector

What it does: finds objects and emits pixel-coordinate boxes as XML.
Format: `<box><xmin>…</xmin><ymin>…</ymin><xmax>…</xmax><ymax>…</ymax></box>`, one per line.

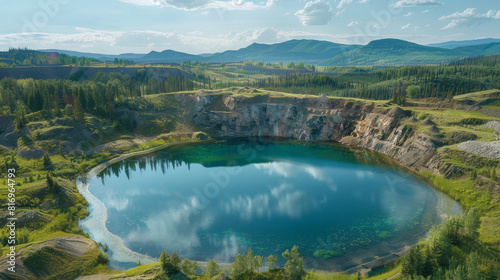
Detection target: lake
<box><xmin>78</xmin><ymin>138</ymin><xmax>461</xmax><ymax>270</ymax></box>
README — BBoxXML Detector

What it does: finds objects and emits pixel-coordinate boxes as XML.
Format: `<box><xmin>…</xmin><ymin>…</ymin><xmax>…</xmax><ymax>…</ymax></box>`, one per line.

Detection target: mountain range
<box><xmin>41</xmin><ymin>38</ymin><xmax>500</xmax><ymax>67</ymax></box>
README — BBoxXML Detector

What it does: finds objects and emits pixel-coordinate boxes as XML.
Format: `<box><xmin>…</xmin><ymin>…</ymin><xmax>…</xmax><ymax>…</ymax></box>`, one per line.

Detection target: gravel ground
<box><xmin>482</xmin><ymin>120</ymin><xmax>500</xmax><ymax>133</ymax></box>
<box><xmin>457</xmin><ymin>141</ymin><xmax>500</xmax><ymax>159</ymax></box>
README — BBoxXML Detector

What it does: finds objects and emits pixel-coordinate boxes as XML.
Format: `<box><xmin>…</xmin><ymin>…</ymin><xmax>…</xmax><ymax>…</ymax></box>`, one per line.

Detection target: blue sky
<box><xmin>0</xmin><ymin>0</ymin><xmax>499</xmax><ymax>54</ymax></box>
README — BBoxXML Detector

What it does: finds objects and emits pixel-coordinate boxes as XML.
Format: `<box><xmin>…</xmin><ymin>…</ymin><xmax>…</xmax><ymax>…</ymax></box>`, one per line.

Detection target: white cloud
<box><xmin>337</xmin><ymin>0</ymin><xmax>369</xmax><ymax>10</ymax></box>
<box><xmin>439</xmin><ymin>8</ymin><xmax>500</xmax><ymax>29</ymax></box>
<box><xmin>119</xmin><ymin>0</ymin><xmax>274</xmax><ymax>10</ymax></box>
<box><xmin>295</xmin><ymin>0</ymin><xmax>333</xmax><ymax>26</ymax></box>
<box><xmin>0</xmin><ymin>27</ymin><xmax>403</xmax><ymax>55</ymax></box>
<box><xmin>401</xmin><ymin>23</ymin><xmax>411</xmax><ymax>29</ymax></box>
<box><xmin>0</xmin><ymin>28</ymin><xmax>237</xmax><ymax>54</ymax></box>
<box><xmin>270</xmin><ymin>184</ymin><xmax>307</xmax><ymax>219</ymax></box>
<box><xmin>404</xmin><ymin>12</ymin><xmax>413</xmax><ymax>17</ymax></box>
<box><xmin>347</xmin><ymin>21</ymin><xmax>359</xmax><ymax>27</ymax></box>
<box><xmin>228</xmin><ymin>27</ymin><xmax>287</xmax><ymax>44</ymax></box>
<box><xmin>336</xmin><ymin>0</ymin><xmax>369</xmax><ymax>15</ymax></box>
<box><xmin>224</xmin><ymin>194</ymin><xmax>271</xmax><ymax>220</ymax></box>
<box><xmin>254</xmin><ymin>162</ymin><xmax>296</xmax><ymax>177</ymax></box>
<box><xmin>393</xmin><ymin>0</ymin><xmax>442</xmax><ymax>8</ymax></box>
<box><xmin>127</xmin><ymin>196</ymin><xmax>215</xmax><ymax>253</ymax></box>
<box><xmin>107</xmin><ymin>197</ymin><xmax>129</xmax><ymax>211</ymax></box>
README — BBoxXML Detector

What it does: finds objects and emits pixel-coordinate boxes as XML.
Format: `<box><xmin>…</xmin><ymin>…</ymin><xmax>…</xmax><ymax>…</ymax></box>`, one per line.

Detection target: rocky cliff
<box><xmin>181</xmin><ymin>92</ymin><xmax>438</xmax><ymax>170</ymax></box>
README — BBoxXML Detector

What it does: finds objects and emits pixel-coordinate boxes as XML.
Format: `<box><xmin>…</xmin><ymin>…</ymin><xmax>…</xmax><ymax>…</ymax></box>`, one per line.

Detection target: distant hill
<box><xmin>454</xmin><ymin>42</ymin><xmax>500</xmax><ymax>57</ymax></box>
<box><xmin>38</xmin><ymin>39</ymin><xmax>500</xmax><ymax>66</ymax></box>
<box><xmin>134</xmin><ymin>49</ymin><xmax>202</xmax><ymax>63</ymax></box>
<box><xmin>206</xmin><ymin>39</ymin><xmax>359</xmax><ymax>64</ymax></box>
<box><xmin>40</xmin><ymin>49</ymin><xmax>146</xmax><ymax>61</ymax></box>
<box><xmin>428</xmin><ymin>38</ymin><xmax>500</xmax><ymax>49</ymax></box>
<box><xmin>321</xmin><ymin>39</ymin><xmax>460</xmax><ymax>66</ymax></box>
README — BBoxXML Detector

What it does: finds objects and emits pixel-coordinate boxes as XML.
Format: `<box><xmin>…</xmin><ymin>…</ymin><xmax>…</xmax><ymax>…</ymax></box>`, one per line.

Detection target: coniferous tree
<box><xmin>282</xmin><ymin>246</ymin><xmax>306</xmax><ymax>280</ymax></box>
<box><xmin>205</xmin><ymin>259</ymin><xmax>220</xmax><ymax>278</ymax></box>
<box><xmin>267</xmin><ymin>255</ymin><xmax>278</xmax><ymax>270</ymax></box>
<box><xmin>180</xmin><ymin>258</ymin><xmax>198</xmax><ymax>276</ymax></box>
<box><xmin>42</xmin><ymin>152</ymin><xmax>52</xmax><ymax>169</ymax></box>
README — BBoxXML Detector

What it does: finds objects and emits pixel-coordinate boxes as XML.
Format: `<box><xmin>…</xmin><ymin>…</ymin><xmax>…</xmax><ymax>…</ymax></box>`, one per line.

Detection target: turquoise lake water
<box><xmin>80</xmin><ymin>138</ymin><xmax>460</xmax><ymax>270</ymax></box>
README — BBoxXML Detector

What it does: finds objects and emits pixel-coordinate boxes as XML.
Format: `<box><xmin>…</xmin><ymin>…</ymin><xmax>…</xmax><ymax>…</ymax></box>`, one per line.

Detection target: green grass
<box><xmin>307</xmin><ymin>271</ymin><xmax>356</xmax><ymax>280</ymax></box>
<box><xmin>124</xmin><ymin>262</ymin><xmax>161</xmax><ymax>277</ymax></box>
<box><xmin>422</xmin><ymin>172</ymin><xmax>491</xmax><ymax>211</ymax></box>
<box><xmin>307</xmin><ymin>265</ymin><xmax>403</xmax><ymax>280</ymax></box>
<box><xmin>453</xmin><ymin>89</ymin><xmax>500</xmax><ymax>101</ymax></box>
<box><xmin>408</xmin><ymin>108</ymin><xmax>500</xmax><ymax>124</ymax></box>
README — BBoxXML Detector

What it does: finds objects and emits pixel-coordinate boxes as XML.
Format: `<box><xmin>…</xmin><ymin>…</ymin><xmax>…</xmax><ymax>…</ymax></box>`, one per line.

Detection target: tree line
<box><xmin>250</xmin><ymin>62</ymin><xmax>498</xmax><ymax>100</ymax></box>
<box><xmin>3</xmin><ymin>48</ymin><xmax>100</xmax><ymax>66</ymax></box>
<box><xmin>154</xmin><ymin>245</ymin><xmax>305</xmax><ymax>280</ymax></box>
<box><xmin>0</xmin><ymin>71</ymin><xmax>195</xmax><ymax>127</ymax></box>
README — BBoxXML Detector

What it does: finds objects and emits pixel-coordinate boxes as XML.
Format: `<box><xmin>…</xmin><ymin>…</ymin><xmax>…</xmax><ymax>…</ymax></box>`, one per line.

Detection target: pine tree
<box><xmin>205</xmin><ymin>259</ymin><xmax>220</xmax><ymax>278</ymax></box>
<box><xmin>170</xmin><ymin>250</ymin><xmax>181</xmax><ymax>273</ymax></box>
<box><xmin>267</xmin><ymin>255</ymin><xmax>278</xmax><ymax>270</ymax></box>
<box><xmin>159</xmin><ymin>249</ymin><xmax>170</xmax><ymax>272</ymax></box>
<box><xmin>421</xmin><ymin>245</ymin><xmax>435</xmax><ymax>277</ymax></box>
<box><xmin>45</xmin><ymin>172</ymin><xmax>59</xmax><ymax>193</ymax></box>
<box><xmin>466</xmin><ymin>252</ymin><xmax>482</xmax><ymax>280</ymax></box>
<box><xmin>282</xmin><ymin>246</ymin><xmax>306</xmax><ymax>280</ymax></box>
<box><xmin>252</xmin><ymin>255</ymin><xmax>263</xmax><ymax>272</ymax></box>
<box><xmin>246</xmin><ymin>248</ymin><xmax>254</xmax><ymax>269</ymax></box>
<box><xmin>73</xmin><ymin>97</ymin><xmax>85</xmax><ymax>124</ymax></box>
<box><xmin>402</xmin><ymin>246</ymin><xmax>423</xmax><ymax>277</ymax></box>
<box><xmin>42</xmin><ymin>152</ymin><xmax>52</xmax><ymax>169</ymax></box>
<box><xmin>230</xmin><ymin>254</ymin><xmax>249</xmax><ymax>276</ymax></box>
<box><xmin>181</xmin><ymin>258</ymin><xmax>198</xmax><ymax>276</ymax></box>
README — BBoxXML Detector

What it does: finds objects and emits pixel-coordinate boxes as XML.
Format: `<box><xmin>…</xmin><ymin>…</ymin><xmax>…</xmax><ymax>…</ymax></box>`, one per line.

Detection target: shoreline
<box><xmin>76</xmin><ymin>140</ymin><xmax>199</xmax><ymax>266</ymax></box>
<box><xmin>76</xmin><ymin>138</ymin><xmax>462</xmax><ymax>273</ymax></box>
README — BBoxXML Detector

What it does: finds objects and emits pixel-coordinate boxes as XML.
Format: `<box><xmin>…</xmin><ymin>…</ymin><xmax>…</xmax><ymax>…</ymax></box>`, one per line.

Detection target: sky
<box><xmin>0</xmin><ymin>0</ymin><xmax>499</xmax><ymax>54</ymax></box>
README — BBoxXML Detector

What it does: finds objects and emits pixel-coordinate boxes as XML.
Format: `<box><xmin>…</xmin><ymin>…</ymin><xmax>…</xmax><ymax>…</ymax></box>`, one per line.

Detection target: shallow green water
<box><xmin>81</xmin><ymin>138</ymin><xmax>460</xmax><ymax>270</ymax></box>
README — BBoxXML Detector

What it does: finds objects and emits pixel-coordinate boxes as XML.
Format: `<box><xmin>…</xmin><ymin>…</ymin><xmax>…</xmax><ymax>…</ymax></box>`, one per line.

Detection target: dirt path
<box><xmin>87</xmin><ymin>133</ymin><xmax>156</xmax><ymax>154</ymax></box>
<box><xmin>387</xmin><ymin>271</ymin><xmax>401</xmax><ymax>279</ymax></box>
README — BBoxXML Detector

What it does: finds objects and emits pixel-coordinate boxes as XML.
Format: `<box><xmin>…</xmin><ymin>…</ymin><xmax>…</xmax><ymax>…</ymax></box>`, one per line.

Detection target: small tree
<box><xmin>230</xmin><ymin>254</ymin><xmax>249</xmax><ymax>276</ymax></box>
<box><xmin>64</xmin><ymin>104</ymin><xmax>73</xmax><ymax>117</ymax></box>
<box><xmin>73</xmin><ymin>98</ymin><xmax>85</xmax><ymax>124</ymax></box>
<box><xmin>406</xmin><ymin>85</ymin><xmax>421</xmax><ymax>99</ymax></box>
<box><xmin>402</xmin><ymin>246</ymin><xmax>423</xmax><ymax>277</ymax></box>
<box><xmin>159</xmin><ymin>249</ymin><xmax>176</xmax><ymax>275</ymax></box>
<box><xmin>170</xmin><ymin>250</ymin><xmax>181</xmax><ymax>273</ymax></box>
<box><xmin>267</xmin><ymin>255</ymin><xmax>278</xmax><ymax>270</ymax></box>
<box><xmin>421</xmin><ymin>245</ymin><xmax>435</xmax><ymax>278</ymax></box>
<box><xmin>282</xmin><ymin>246</ymin><xmax>306</xmax><ymax>280</ymax></box>
<box><xmin>252</xmin><ymin>255</ymin><xmax>263</xmax><ymax>272</ymax></box>
<box><xmin>463</xmin><ymin>208</ymin><xmax>480</xmax><ymax>242</ymax></box>
<box><xmin>181</xmin><ymin>258</ymin><xmax>198</xmax><ymax>276</ymax></box>
<box><xmin>46</xmin><ymin>172</ymin><xmax>59</xmax><ymax>193</ymax></box>
<box><xmin>246</xmin><ymin>248</ymin><xmax>254</xmax><ymax>269</ymax></box>
<box><xmin>205</xmin><ymin>259</ymin><xmax>220</xmax><ymax>278</ymax></box>
<box><xmin>42</xmin><ymin>152</ymin><xmax>52</xmax><ymax>168</ymax></box>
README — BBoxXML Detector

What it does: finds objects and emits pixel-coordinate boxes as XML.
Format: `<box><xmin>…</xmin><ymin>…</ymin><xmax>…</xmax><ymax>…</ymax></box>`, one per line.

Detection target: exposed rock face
<box><xmin>185</xmin><ymin>93</ymin><xmax>437</xmax><ymax>169</ymax></box>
